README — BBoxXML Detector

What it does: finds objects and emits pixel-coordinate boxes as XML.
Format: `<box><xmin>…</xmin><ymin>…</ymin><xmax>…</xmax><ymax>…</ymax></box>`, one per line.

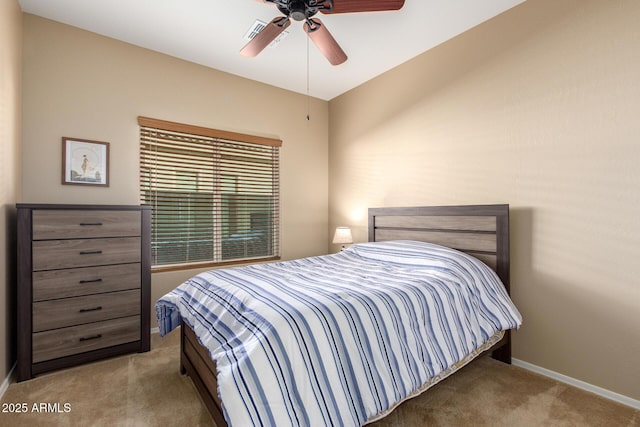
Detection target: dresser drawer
<box><xmin>33</xmin><ymin>263</ymin><xmax>141</xmax><ymax>302</ymax></box>
<box><xmin>32</xmin><ymin>210</ymin><xmax>141</xmax><ymax>240</ymax></box>
<box><xmin>33</xmin><ymin>289</ymin><xmax>140</xmax><ymax>332</ymax></box>
<box><xmin>32</xmin><ymin>316</ymin><xmax>140</xmax><ymax>363</ymax></box>
<box><xmin>33</xmin><ymin>237</ymin><xmax>141</xmax><ymax>271</ymax></box>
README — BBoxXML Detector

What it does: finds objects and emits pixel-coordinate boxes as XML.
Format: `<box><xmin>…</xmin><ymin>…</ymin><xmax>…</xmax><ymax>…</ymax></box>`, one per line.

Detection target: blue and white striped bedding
<box><xmin>156</xmin><ymin>240</ymin><xmax>522</xmax><ymax>426</ymax></box>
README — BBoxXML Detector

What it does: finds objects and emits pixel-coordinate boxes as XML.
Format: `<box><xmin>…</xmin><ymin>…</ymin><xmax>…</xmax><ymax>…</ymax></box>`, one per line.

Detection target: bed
<box><xmin>156</xmin><ymin>204</ymin><xmax>521</xmax><ymax>426</ymax></box>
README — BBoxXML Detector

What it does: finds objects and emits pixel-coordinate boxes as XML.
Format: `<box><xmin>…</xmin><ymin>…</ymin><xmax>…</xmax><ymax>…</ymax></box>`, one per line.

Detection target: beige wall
<box><xmin>22</xmin><ymin>15</ymin><xmax>329</xmax><ymax>328</ymax></box>
<box><xmin>0</xmin><ymin>0</ymin><xmax>22</xmax><ymax>381</ymax></box>
<box><xmin>329</xmin><ymin>0</ymin><xmax>640</xmax><ymax>400</ymax></box>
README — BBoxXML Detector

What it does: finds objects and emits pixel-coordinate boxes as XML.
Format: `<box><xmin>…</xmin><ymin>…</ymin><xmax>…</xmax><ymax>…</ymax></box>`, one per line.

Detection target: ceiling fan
<box><xmin>241</xmin><ymin>0</ymin><xmax>406</xmax><ymax>66</ymax></box>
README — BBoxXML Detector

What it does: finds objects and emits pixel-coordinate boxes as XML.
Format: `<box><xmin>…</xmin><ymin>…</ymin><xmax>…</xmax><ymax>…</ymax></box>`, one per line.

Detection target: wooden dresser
<box><xmin>16</xmin><ymin>204</ymin><xmax>152</xmax><ymax>382</ymax></box>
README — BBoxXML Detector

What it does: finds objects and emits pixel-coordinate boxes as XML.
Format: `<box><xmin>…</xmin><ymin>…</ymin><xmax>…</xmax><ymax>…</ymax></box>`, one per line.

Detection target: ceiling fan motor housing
<box><xmin>278</xmin><ymin>0</ymin><xmax>331</xmax><ymax>21</ymax></box>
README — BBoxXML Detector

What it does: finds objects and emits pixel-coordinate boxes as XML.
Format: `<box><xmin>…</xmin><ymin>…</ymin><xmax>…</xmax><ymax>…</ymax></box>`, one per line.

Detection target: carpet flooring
<box><xmin>1</xmin><ymin>330</ymin><xmax>637</xmax><ymax>426</ymax></box>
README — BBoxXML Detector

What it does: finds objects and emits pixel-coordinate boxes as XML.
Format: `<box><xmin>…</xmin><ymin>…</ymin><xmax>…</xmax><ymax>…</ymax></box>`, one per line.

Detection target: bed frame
<box><xmin>179</xmin><ymin>204</ymin><xmax>511</xmax><ymax>426</ymax></box>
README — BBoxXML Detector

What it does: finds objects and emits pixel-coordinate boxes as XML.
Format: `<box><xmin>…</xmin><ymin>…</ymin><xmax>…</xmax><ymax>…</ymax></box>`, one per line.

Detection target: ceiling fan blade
<box><xmin>240</xmin><ymin>16</ymin><xmax>291</xmax><ymax>57</ymax></box>
<box><xmin>321</xmin><ymin>0</ymin><xmax>405</xmax><ymax>14</ymax></box>
<box><xmin>304</xmin><ymin>18</ymin><xmax>347</xmax><ymax>66</ymax></box>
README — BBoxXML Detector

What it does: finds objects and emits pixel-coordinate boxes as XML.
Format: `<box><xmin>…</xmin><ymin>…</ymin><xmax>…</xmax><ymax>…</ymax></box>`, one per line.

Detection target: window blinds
<box><xmin>138</xmin><ymin>117</ymin><xmax>281</xmax><ymax>269</ymax></box>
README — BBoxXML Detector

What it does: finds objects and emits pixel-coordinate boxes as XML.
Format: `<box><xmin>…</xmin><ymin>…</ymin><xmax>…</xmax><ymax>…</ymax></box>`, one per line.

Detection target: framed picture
<box><xmin>62</xmin><ymin>137</ymin><xmax>110</xmax><ymax>186</ymax></box>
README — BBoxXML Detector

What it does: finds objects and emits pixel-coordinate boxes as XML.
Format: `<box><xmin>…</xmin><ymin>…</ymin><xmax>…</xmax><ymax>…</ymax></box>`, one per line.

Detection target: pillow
<box><xmin>348</xmin><ymin>240</ymin><xmax>448</xmax><ymax>262</ymax></box>
<box><xmin>346</xmin><ymin>240</ymin><xmax>489</xmax><ymax>273</ymax></box>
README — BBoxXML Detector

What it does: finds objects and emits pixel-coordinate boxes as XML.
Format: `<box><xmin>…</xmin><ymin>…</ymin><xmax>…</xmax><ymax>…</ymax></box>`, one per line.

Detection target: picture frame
<box><xmin>61</xmin><ymin>137</ymin><xmax>110</xmax><ymax>187</ymax></box>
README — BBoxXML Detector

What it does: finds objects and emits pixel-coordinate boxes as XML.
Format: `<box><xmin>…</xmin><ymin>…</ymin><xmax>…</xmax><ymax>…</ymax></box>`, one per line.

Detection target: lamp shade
<box><xmin>332</xmin><ymin>226</ymin><xmax>353</xmax><ymax>245</ymax></box>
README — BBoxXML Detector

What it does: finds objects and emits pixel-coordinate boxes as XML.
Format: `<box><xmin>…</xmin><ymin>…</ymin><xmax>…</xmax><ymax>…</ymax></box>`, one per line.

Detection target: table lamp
<box><xmin>332</xmin><ymin>226</ymin><xmax>353</xmax><ymax>251</ymax></box>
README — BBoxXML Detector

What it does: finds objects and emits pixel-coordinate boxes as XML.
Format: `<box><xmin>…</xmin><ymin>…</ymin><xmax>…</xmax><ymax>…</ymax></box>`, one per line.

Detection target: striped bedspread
<box><xmin>156</xmin><ymin>240</ymin><xmax>522</xmax><ymax>426</ymax></box>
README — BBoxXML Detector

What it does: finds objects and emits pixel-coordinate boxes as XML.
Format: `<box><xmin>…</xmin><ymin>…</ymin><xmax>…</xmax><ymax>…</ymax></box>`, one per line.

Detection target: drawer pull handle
<box><xmin>79</xmin><ymin>306</ymin><xmax>103</xmax><ymax>313</ymax></box>
<box><xmin>79</xmin><ymin>250</ymin><xmax>103</xmax><ymax>255</ymax></box>
<box><xmin>79</xmin><ymin>334</ymin><xmax>102</xmax><ymax>342</ymax></box>
<box><xmin>79</xmin><ymin>278</ymin><xmax>103</xmax><ymax>284</ymax></box>
<box><xmin>79</xmin><ymin>222</ymin><xmax>103</xmax><ymax>226</ymax></box>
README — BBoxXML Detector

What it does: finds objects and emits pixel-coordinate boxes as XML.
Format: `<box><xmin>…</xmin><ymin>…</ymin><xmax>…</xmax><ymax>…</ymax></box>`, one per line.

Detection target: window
<box><xmin>138</xmin><ymin>117</ymin><xmax>281</xmax><ymax>271</ymax></box>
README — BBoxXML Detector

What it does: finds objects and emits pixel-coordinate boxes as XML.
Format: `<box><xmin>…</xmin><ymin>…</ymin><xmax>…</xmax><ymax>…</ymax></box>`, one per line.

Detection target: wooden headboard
<box><xmin>368</xmin><ymin>204</ymin><xmax>510</xmax><ymax>293</ymax></box>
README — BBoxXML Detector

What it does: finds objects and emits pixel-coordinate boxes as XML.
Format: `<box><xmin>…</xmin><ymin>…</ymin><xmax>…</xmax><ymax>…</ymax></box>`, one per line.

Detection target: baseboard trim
<box><xmin>512</xmin><ymin>358</ymin><xmax>640</xmax><ymax>410</ymax></box>
<box><xmin>0</xmin><ymin>363</ymin><xmax>16</xmax><ymax>400</ymax></box>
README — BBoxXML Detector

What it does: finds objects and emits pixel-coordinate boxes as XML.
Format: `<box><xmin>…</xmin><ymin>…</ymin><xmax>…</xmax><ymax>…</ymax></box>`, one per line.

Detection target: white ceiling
<box><xmin>18</xmin><ymin>0</ymin><xmax>525</xmax><ymax>100</ymax></box>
